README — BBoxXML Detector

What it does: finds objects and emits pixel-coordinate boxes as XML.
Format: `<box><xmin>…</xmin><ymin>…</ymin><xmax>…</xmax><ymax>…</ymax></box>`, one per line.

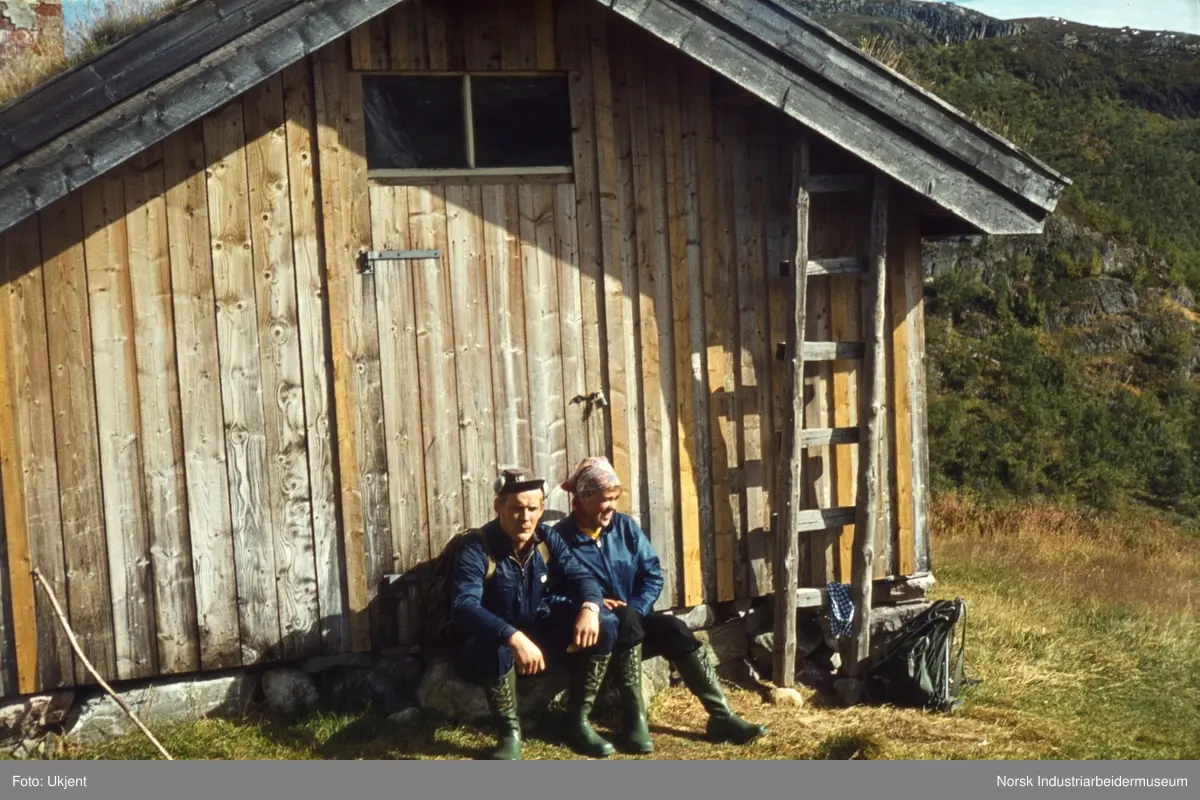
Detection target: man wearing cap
<box><xmin>450</xmin><ymin>467</ymin><xmax>618</xmax><ymax>760</ymax></box>
<box><xmin>554</xmin><ymin>457</ymin><xmax>768</xmax><ymax>754</ymax></box>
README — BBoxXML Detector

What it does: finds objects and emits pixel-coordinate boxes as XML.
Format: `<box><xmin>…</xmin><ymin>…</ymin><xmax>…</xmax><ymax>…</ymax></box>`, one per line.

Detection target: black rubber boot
<box><xmin>565</xmin><ymin>653</ymin><xmax>617</xmax><ymax>758</ymax></box>
<box><xmin>614</xmin><ymin>644</ymin><xmax>653</xmax><ymax>754</ymax></box>
<box><xmin>483</xmin><ymin>667</ymin><xmax>522</xmax><ymax>760</ymax></box>
<box><xmin>675</xmin><ymin>647</ymin><xmax>767</xmax><ymax>745</ymax></box>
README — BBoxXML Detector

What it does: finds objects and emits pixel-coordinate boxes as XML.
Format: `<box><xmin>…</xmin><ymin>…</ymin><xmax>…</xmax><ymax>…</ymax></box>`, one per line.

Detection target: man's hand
<box><xmin>574</xmin><ymin>605</ymin><xmax>600</xmax><ymax>650</ymax></box>
<box><xmin>508</xmin><ymin>631</ymin><xmax>546</xmax><ymax>675</ymax></box>
<box><xmin>603</xmin><ymin>598</ymin><xmax>626</xmax><ymax>611</ymax></box>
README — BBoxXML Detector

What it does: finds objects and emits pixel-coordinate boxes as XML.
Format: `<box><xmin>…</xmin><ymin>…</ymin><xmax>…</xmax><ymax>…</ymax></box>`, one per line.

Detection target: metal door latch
<box><xmin>357</xmin><ymin>249</ymin><xmax>442</xmax><ymax>275</ymax></box>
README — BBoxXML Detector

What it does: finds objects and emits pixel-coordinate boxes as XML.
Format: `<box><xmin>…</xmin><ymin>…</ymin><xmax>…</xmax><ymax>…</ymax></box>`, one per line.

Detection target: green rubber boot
<box><xmin>614</xmin><ymin>644</ymin><xmax>654</xmax><ymax>754</ymax></box>
<box><xmin>483</xmin><ymin>667</ymin><xmax>522</xmax><ymax>760</ymax></box>
<box><xmin>565</xmin><ymin>653</ymin><xmax>617</xmax><ymax>758</ymax></box>
<box><xmin>675</xmin><ymin>647</ymin><xmax>767</xmax><ymax>745</ymax></box>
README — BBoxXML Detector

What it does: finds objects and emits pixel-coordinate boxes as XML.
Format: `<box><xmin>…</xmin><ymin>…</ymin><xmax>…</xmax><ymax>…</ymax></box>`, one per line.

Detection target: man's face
<box><xmin>495</xmin><ymin>489</ymin><xmax>545</xmax><ymax>543</ymax></box>
<box><xmin>576</xmin><ymin>487</ymin><xmax>622</xmax><ymax>530</ymax></box>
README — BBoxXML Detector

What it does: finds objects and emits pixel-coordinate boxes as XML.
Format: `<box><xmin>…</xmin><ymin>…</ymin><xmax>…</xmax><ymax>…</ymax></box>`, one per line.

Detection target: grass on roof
<box><xmin>0</xmin><ymin>0</ymin><xmax>188</xmax><ymax>108</ymax></box>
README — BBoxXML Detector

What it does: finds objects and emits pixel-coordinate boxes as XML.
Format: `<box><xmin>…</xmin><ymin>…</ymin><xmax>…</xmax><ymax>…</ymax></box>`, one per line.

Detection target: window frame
<box><xmin>360</xmin><ymin>71</ymin><xmax>575</xmax><ymax>182</ymax></box>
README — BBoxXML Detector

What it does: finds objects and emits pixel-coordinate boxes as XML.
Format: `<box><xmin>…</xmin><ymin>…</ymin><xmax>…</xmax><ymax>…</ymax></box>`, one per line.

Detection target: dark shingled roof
<box><xmin>0</xmin><ymin>0</ymin><xmax>1069</xmax><ymax>236</ymax></box>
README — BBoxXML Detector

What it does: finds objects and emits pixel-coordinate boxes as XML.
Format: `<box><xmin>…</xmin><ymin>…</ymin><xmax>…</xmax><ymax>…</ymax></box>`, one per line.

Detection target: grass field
<box><xmin>9</xmin><ymin>493</ymin><xmax>1199</xmax><ymax>761</ymax></box>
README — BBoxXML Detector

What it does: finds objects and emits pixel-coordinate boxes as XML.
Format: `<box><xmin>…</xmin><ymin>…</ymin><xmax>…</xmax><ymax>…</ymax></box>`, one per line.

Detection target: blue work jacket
<box><xmin>450</xmin><ymin>520</ymin><xmax>603</xmax><ymax>645</ymax></box>
<box><xmin>553</xmin><ymin>512</ymin><xmax>664</xmax><ymax>617</ymax></box>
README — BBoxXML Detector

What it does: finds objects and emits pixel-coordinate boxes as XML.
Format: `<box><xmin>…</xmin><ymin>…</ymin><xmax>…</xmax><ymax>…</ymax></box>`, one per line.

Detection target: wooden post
<box><xmin>773</xmin><ymin>134</ymin><xmax>810</xmax><ymax>688</ymax></box>
<box><xmin>847</xmin><ymin>174</ymin><xmax>889</xmax><ymax>684</ymax></box>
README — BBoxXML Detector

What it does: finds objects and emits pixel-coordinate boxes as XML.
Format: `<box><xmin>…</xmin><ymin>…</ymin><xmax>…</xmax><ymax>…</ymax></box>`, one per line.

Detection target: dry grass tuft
<box><xmin>857</xmin><ymin>34</ymin><xmax>904</xmax><ymax>70</ymax></box>
<box><xmin>0</xmin><ymin>49</ymin><xmax>71</xmax><ymax>108</ymax></box>
<box><xmin>0</xmin><ymin>0</ymin><xmax>182</xmax><ymax>107</ymax></box>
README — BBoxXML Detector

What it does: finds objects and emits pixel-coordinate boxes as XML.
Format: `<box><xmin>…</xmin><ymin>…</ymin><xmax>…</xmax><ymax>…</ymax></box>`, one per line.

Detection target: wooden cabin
<box><xmin>0</xmin><ymin>0</ymin><xmax>1068</xmax><ymax>698</ymax></box>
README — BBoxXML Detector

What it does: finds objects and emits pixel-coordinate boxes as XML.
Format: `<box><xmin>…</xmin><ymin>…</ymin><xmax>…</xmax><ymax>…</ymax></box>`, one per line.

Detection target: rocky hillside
<box><xmin>792</xmin><ymin>0</ymin><xmax>1028</xmax><ymax>45</ymax></box>
<box><xmin>794</xmin><ymin>2</ymin><xmax>1200</xmax><ymax>517</ymax></box>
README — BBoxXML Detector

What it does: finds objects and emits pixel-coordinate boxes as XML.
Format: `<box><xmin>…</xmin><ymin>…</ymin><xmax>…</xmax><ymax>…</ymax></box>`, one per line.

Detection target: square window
<box><xmin>363</xmin><ymin>75</ymin><xmax>468</xmax><ymax>170</ymax></box>
<box><xmin>470</xmin><ymin>75</ymin><xmax>573</xmax><ymax>169</ymax></box>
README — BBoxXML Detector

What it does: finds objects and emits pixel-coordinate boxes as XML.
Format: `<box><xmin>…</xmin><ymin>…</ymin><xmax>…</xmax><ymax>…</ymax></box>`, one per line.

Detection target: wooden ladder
<box><xmin>773</xmin><ymin>135</ymin><xmax>889</xmax><ymax>692</ymax></box>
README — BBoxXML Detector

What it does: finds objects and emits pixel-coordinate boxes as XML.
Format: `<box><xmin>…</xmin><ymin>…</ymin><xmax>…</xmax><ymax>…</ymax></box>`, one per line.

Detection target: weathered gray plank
<box><xmin>445</xmin><ymin>184</ymin><xmax>498</xmax><ymax>527</ymax></box>
<box><xmin>123</xmin><ymin>148</ymin><xmax>200</xmax><ymax>676</ymax></box>
<box><xmin>0</xmin><ymin>0</ymin><xmax>409</xmax><ymax>234</ymax></box>
<box><xmin>798</xmin><ymin>427</ymin><xmax>859</xmax><ymax>449</ymax></box>
<box><xmin>802</xmin><ymin>341</ymin><xmax>864</xmax><ymax>361</ymax></box>
<box><xmin>796</xmin><ymin>507</ymin><xmax>855</xmax><ymax>533</ymax></box>
<box><xmin>82</xmin><ymin>170</ymin><xmax>158</xmax><ymax>682</ymax></box>
<box><xmin>203</xmin><ymin>100</ymin><xmax>281</xmax><ymax>666</ymax></box>
<box><xmin>40</xmin><ymin>195</ymin><xmax>120</xmax><ymax>684</ymax></box>
<box><xmin>807</xmin><ymin>257</ymin><xmax>864</xmax><ymax>277</ymax></box>
<box><xmin>243</xmin><ymin>75</ymin><xmax>321</xmax><ymax>660</ymax></box>
<box><xmin>162</xmin><ymin>123</ymin><xmax>241</xmax><ymax>670</ymax></box>
<box><xmin>281</xmin><ymin>59</ymin><xmax>346</xmax><ymax>653</ymax></box>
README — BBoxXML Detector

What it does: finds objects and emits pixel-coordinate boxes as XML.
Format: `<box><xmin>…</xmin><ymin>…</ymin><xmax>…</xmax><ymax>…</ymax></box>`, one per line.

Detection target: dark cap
<box><xmin>492</xmin><ymin>467</ymin><xmax>546</xmax><ymax>497</ymax></box>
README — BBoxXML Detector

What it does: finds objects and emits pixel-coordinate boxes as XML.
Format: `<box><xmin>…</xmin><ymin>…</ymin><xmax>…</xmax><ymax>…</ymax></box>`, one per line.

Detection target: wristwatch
<box><xmin>580</xmin><ymin>601</ymin><xmax>601</xmax><ymax>614</ymax></box>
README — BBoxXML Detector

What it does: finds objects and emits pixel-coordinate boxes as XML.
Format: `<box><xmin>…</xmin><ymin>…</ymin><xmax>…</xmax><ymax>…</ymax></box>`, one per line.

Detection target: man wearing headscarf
<box><xmin>553</xmin><ymin>457</ymin><xmax>768</xmax><ymax>754</ymax></box>
<box><xmin>451</xmin><ymin>467</ymin><xmax>618</xmax><ymax>760</ymax></box>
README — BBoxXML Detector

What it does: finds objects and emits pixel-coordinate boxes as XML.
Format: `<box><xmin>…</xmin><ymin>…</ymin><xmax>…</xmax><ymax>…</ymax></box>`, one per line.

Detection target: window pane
<box><xmin>363</xmin><ymin>76</ymin><xmax>467</xmax><ymax>170</ymax></box>
<box><xmin>471</xmin><ymin>76</ymin><xmax>573</xmax><ymax>169</ymax></box>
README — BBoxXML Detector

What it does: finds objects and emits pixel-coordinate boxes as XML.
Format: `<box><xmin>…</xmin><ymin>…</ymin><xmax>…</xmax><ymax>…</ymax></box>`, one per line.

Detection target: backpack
<box><xmin>418</xmin><ymin>528</ymin><xmax>552</xmax><ymax>646</ymax></box>
<box><xmin>866</xmin><ymin>597</ymin><xmax>973</xmax><ymax>712</ymax></box>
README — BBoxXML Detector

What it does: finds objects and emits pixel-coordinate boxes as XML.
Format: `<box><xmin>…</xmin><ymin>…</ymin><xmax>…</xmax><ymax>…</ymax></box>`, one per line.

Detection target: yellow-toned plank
<box><xmin>567</xmin><ymin>0</ymin><xmax>606</xmax><ymax>457</ymax></box>
<box><xmin>588</xmin><ymin>5</ymin><xmax>632</xmax><ymax>498</ymax></box>
<box><xmin>662</xmin><ymin>59</ymin><xmax>704</xmax><ymax>606</ymax></box>
<box><xmin>1</xmin><ymin>218</ymin><xmax>70</xmax><ymax>691</ymax></box>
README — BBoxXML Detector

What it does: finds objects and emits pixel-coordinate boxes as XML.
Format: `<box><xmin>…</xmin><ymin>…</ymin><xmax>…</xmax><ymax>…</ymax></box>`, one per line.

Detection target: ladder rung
<box><xmin>797</xmin><ymin>507</ymin><xmax>856</xmax><ymax>532</ymax></box>
<box><xmin>798</xmin><ymin>426</ymin><xmax>860</xmax><ymax>448</ymax></box>
<box><xmin>807</xmin><ymin>257</ymin><xmax>865</xmax><ymax>276</ymax></box>
<box><xmin>802</xmin><ymin>341</ymin><xmax>864</xmax><ymax>361</ymax></box>
<box><xmin>807</xmin><ymin>174</ymin><xmax>870</xmax><ymax>194</ymax></box>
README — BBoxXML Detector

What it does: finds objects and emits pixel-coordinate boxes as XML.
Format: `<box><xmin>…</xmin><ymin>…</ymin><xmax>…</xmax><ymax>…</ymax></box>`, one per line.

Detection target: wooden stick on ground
<box><xmin>31</xmin><ymin>568</ymin><xmax>175</xmax><ymax>760</ymax></box>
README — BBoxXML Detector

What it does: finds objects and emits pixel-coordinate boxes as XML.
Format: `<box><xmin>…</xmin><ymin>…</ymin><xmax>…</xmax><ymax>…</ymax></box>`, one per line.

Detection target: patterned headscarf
<box><xmin>561</xmin><ymin>456</ymin><xmax>622</xmax><ymax>498</ymax></box>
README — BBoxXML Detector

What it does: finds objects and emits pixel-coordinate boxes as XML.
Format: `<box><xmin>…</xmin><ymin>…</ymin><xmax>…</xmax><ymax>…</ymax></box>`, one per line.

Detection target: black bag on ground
<box><xmin>866</xmin><ymin>597</ymin><xmax>973</xmax><ymax>712</ymax></box>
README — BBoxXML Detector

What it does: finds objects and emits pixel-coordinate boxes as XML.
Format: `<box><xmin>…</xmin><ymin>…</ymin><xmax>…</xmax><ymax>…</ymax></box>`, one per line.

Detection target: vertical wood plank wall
<box><xmin>0</xmin><ymin>58</ymin><xmax>343</xmax><ymax>693</ymax></box>
<box><xmin>0</xmin><ymin>0</ymin><xmax>932</xmax><ymax>694</ymax></box>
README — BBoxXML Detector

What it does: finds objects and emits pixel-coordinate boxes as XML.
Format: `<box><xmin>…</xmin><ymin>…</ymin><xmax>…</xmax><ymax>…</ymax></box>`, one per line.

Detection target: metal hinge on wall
<box><xmin>357</xmin><ymin>249</ymin><xmax>442</xmax><ymax>275</ymax></box>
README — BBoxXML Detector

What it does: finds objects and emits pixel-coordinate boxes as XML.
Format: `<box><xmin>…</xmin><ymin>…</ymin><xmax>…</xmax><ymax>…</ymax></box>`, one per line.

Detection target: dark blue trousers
<box><xmin>456</xmin><ymin>604</ymin><xmax>618</xmax><ymax>684</ymax></box>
